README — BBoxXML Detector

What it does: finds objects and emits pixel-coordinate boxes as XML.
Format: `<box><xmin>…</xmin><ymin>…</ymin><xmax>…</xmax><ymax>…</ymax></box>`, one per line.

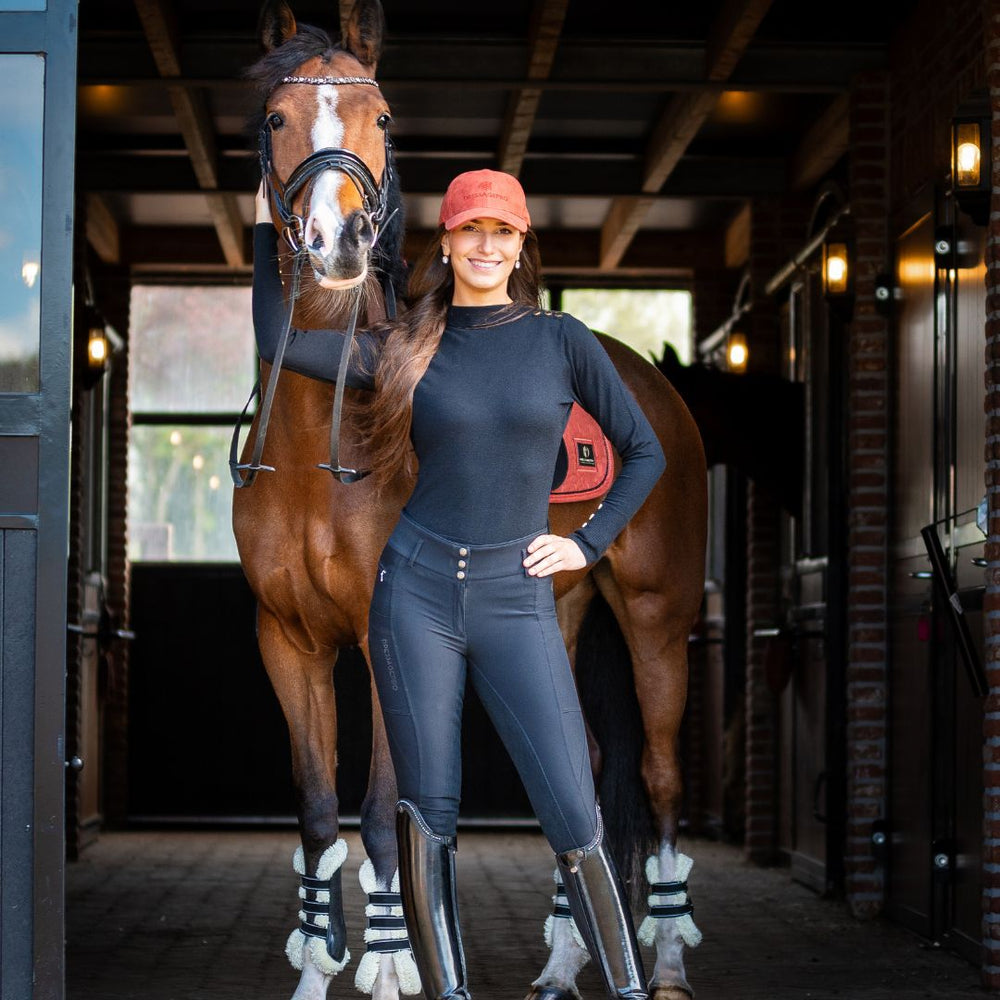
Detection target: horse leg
<box><xmin>593</xmin><ymin>564</ymin><xmax>701</xmax><ymax>1000</ymax></box>
<box><xmin>257</xmin><ymin>608</ymin><xmax>349</xmax><ymax>1000</ymax></box>
<box><xmin>526</xmin><ymin>575</ymin><xmax>597</xmax><ymax>1000</ymax></box>
<box><xmin>353</xmin><ymin>645</ymin><xmax>421</xmax><ymax>1000</ymax></box>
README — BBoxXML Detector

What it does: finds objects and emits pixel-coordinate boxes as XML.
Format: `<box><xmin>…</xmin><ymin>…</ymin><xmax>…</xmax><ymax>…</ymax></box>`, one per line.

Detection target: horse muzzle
<box><xmin>304</xmin><ymin>207</ymin><xmax>375</xmax><ymax>286</ymax></box>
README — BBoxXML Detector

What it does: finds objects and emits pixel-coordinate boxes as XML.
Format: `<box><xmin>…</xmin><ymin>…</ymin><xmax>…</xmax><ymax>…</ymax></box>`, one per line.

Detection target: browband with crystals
<box><xmin>281</xmin><ymin>75</ymin><xmax>380</xmax><ymax>87</ymax></box>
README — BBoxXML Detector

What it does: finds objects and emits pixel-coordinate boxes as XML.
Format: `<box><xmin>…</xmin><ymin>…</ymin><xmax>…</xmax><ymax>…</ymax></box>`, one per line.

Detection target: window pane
<box><xmin>127</xmin><ymin>425</ymin><xmax>238</xmax><ymax>562</ymax></box>
<box><xmin>562</xmin><ymin>289</ymin><xmax>693</xmax><ymax>366</ymax></box>
<box><xmin>0</xmin><ymin>1</ymin><xmax>45</xmax><ymax>9</ymax></box>
<box><xmin>129</xmin><ymin>285</ymin><xmax>255</xmax><ymax>413</ymax></box>
<box><xmin>0</xmin><ymin>55</ymin><xmax>43</xmax><ymax>392</ymax></box>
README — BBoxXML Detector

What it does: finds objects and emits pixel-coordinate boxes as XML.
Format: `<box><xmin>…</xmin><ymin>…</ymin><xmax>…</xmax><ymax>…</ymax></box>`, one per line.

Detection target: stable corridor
<box><xmin>66</xmin><ymin>829</ymin><xmax>985</xmax><ymax>1000</ymax></box>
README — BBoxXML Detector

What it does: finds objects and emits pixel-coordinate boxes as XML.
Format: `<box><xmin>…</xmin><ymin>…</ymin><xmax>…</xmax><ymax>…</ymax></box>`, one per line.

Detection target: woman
<box><xmin>254</xmin><ymin>168</ymin><xmax>665</xmax><ymax>1000</ymax></box>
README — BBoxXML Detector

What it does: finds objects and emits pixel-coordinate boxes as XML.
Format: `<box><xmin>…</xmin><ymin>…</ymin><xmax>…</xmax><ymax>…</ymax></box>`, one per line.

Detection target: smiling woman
<box><xmin>0</xmin><ymin>55</ymin><xmax>43</xmax><ymax>392</ymax></box>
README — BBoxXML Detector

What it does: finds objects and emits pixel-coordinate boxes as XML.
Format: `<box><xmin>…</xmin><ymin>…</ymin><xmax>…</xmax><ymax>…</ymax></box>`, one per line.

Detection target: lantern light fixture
<box><xmin>950</xmin><ymin>95</ymin><xmax>990</xmax><ymax>226</ymax></box>
<box><xmin>726</xmin><ymin>330</ymin><xmax>748</xmax><ymax>374</ymax></box>
<box><xmin>822</xmin><ymin>241</ymin><xmax>851</xmax><ymax>297</ymax></box>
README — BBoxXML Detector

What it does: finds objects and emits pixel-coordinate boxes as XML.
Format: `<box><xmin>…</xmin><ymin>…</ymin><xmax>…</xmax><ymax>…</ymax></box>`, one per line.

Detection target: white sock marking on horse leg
<box><xmin>533</xmin><ymin>917</ymin><xmax>589</xmax><ymax>999</ymax></box>
<box><xmin>290</xmin><ymin>944</ymin><xmax>335</xmax><ymax>1000</ymax></box>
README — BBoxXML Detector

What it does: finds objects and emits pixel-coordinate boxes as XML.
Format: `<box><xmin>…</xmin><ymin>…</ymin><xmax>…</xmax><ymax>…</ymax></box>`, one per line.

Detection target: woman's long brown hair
<box><xmin>361</xmin><ymin>226</ymin><xmax>544</xmax><ymax>492</ymax></box>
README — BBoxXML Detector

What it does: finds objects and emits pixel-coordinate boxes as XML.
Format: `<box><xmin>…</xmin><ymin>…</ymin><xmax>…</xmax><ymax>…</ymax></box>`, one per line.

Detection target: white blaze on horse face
<box><xmin>306</xmin><ymin>85</ymin><xmax>349</xmax><ymax>263</ymax></box>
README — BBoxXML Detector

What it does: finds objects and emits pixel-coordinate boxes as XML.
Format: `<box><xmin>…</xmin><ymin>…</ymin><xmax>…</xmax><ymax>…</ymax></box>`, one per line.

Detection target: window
<box><xmin>0</xmin><ymin>55</ymin><xmax>43</xmax><ymax>392</ymax></box>
<box><xmin>127</xmin><ymin>285</ymin><xmax>255</xmax><ymax>561</ymax></box>
<box><xmin>560</xmin><ymin>288</ymin><xmax>692</xmax><ymax>366</ymax></box>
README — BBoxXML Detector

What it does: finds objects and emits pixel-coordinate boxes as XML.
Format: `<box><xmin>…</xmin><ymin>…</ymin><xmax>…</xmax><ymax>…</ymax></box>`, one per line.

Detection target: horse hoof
<box><xmin>524</xmin><ymin>986</ymin><xmax>578</xmax><ymax>1000</ymax></box>
<box><xmin>649</xmin><ymin>983</ymin><xmax>694</xmax><ymax>1000</ymax></box>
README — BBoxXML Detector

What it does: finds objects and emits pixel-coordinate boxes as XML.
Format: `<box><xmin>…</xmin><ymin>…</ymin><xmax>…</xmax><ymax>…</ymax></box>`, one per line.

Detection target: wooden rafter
<box><xmin>599</xmin><ymin>0</ymin><xmax>774</xmax><ymax>270</ymax></box>
<box><xmin>85</xmin><ymin>194</ymin><xmax>120</xmax><ymax>265</ymax></box>
<box><xmin>132</xmin><ymin>0</ymin><xmax>245</xmax><ymax>267</ymax></box>
<box><xmin>788</xmin><ymin>93</ymin><xmax>850</xmax><ymax>191</ymax></box>
<box><xmin>497</xmin><ymin>0</ymin><xmax>569</xmax><ymax>176</ymax></box>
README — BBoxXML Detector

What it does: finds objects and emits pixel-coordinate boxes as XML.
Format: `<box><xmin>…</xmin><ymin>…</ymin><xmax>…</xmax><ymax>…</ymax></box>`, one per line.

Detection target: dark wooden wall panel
<box><xmin>0</xmin><ymin>529</ymin><xmax>38</xmax><ymax>1000</ymax></box>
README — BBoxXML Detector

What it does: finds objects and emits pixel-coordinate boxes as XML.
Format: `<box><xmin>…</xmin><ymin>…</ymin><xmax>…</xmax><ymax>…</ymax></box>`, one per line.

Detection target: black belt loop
<box><xmin>407</xmin><ymin>539</ymin><xmax>423</xmax><ymax>567</ymax></box>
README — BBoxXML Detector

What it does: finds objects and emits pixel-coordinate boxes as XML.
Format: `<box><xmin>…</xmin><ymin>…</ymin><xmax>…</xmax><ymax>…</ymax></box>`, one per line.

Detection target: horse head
<box><xmin>248</xmin><ymin>0</ymin><xmax>405</xmax><ymax>318</ymax></box>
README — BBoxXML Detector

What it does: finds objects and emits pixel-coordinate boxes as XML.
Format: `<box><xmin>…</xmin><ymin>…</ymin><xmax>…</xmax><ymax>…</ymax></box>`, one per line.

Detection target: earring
<box><xmin>441</xmin><ymin>254</ymin><xmax>449</xmax><ymax>265</ymax></box>
<box><xmin>514</xmin><ymin>258</ymin><xmax>521</xmax><ymax>269</ymax></box>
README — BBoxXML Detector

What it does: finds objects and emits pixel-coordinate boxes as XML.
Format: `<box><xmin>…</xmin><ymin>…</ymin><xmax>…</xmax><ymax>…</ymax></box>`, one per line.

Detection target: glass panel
<box><xmin>0</xmin><ymin>0</ymin><xmax>46</xmax><ymax>9</ymax></box>
<box><xmin>0</xmin><ymin>55</ymin><xmax>44</xmax><ymax>391</ymax></box>
<box><xmin>561</xmin><ymin>289</ymin><xmax>692</xmax><ymax>365</ymax></box>
<box><xmin>127</xmin><ymin>424</ymin><xmax>239</xmax><ymax>562</ymax></box>
<box><xmin>129</xmin><ymin>285</ymin><xmax>255</xmax><ymax>413</ymax></box>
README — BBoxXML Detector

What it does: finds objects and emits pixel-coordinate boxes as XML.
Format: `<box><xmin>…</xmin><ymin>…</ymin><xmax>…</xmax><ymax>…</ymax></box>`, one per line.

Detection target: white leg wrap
<box><xmin>543</xmin><ymin>866</ymin><xmax>587</xmax><ymax>951</ymax></box>
<box><xmin>354</xmin><ymin>858</ymin><xmax>422</xmax><ymax>996</ymax></box>
<box><xmin>286</xmin><ymin>840</ymin><xmax>352</xmax><ymax>975</ymax></box>
<box><xmin>638</xmin><ymin>852</ymin><xmax>702</xmax><ymax>948</ymax></box>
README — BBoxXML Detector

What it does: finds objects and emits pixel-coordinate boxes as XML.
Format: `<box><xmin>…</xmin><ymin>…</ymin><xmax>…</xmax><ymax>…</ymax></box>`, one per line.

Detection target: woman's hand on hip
<box><xmin>523</xmin><ymin>534</ymin><xmax>587</xmax><ymax>577</ymax></box>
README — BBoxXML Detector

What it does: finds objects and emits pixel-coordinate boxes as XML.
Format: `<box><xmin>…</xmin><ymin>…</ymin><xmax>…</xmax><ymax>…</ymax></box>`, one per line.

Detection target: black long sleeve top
<box><xmin>253</xmin><ymin>224</ymin><xmax>665</xmax><ymax>562</ymax></box>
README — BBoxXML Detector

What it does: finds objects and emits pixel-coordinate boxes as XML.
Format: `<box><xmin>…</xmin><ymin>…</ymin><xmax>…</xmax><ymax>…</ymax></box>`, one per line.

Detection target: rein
<box><xmin>231</xmin><ymin>73</ymin><xmax>396</xmax><ymax>489</ymax></box>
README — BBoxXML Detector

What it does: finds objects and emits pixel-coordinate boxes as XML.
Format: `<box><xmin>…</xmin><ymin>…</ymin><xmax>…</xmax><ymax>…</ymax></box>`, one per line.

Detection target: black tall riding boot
<box><xmin>396</xmin><ymin>800</ymin><xmax>471</xmax><ymax>1000</ymax></box>
<box><xmin>557</xmin><ymin>820</ymin><xmax>648</xmax><ymax>1000</ymax></box>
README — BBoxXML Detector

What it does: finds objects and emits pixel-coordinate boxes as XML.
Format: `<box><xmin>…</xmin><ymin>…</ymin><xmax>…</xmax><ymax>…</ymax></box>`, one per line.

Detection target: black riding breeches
<box><xmin>367</xmin><ymin>510</ymin><xmax>599</xmax><ymax>854</ymax></box>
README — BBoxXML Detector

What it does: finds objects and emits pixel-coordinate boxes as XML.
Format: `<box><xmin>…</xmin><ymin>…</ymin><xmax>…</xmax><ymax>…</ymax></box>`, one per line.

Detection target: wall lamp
<box><xmin>951</xmin><ymin>95</ymin><xmax>990</xmax><ymax>226</ymax></box>
<box><xmin>823</xmin><ymin>242</ymin><xmax>854</xmax><ymax>298</ymax></box>
<box><xmin>82</xmin><ymin>307</ymin><xmax>122</xmax><ymax>389</ymax></box>
<box><xmin>726</xmin><ymin>330</ymin><xmax>748</xmax><ymax>374</ymax></box>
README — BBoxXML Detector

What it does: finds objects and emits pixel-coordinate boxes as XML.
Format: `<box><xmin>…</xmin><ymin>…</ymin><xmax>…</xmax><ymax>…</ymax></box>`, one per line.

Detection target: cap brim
<box><xmin>441</xmin><ymin>207</ymin><xmax>529</xmax><ymax>233</ymax></box>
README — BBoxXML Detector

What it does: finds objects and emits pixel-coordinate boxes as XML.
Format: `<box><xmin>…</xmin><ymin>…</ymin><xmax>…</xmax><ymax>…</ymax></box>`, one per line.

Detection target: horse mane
<box><xmin>243</xmin><ymin>23</ymin><xmax>409</xmax><ymax>303</ymax></box>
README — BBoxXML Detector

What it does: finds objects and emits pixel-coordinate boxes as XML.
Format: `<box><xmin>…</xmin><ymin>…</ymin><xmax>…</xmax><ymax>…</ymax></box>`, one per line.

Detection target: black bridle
<box><xmin>231</xmin><ymin>73</ymin><xmax>397</xmax><ymax>489</ymax></box>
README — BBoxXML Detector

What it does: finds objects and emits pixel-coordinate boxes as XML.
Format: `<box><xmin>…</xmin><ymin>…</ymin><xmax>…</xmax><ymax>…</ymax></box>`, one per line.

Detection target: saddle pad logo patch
<box><xmin>576</xmin><ymin>440</ymin><xmax>597</xmax><ymax>468</ymax></box>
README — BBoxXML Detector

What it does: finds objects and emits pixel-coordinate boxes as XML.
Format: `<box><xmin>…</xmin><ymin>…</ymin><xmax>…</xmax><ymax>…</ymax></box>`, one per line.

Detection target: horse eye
<box><xmin>267</xmin><ymin>112</ymin><xmax>284</xmax><ymax>131</ymax></box>
<box><xmin>376</xmin><ymin>113</ymin><xmax>392</xmax><ymax>131</ymax></box>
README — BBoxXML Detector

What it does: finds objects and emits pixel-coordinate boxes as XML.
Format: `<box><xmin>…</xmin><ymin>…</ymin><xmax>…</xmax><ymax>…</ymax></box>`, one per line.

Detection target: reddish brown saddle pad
<box><xmin>550</xmin><ymin>402</ymin><xmax>615</xmax><ymax>503</ymax></box>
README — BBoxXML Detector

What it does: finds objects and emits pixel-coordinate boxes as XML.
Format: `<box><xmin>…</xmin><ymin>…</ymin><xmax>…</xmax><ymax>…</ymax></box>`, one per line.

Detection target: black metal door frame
<box><xmin>0</xmin><ymin>5</ymin><xmax>77</xmax><ymax>999</ymax></box>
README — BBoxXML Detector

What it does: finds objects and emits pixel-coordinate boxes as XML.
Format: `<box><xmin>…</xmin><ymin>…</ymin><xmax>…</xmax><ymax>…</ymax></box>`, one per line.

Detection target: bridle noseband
<box><xmin>231</xmin><ymin>73</ymin><xmax>397</xmax><ymax>489</ymax></box>
<box><xmin>257</xmin><ymin>74</ymin><xmax>394</xmax><ymax>254</ymax></box>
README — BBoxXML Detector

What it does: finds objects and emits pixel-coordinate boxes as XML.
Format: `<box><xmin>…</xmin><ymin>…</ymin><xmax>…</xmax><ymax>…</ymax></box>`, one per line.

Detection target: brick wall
<box><xmin>843</xmin><ymin>71</ymin><xmax>891</xmax><ymax>920</ymax></box>
<box><xmin>741</xmin><ymin>197</ymin><xmax>801</xmax><ymax>863</ymax></box>
<box><xmin>981</xmin><ymin>3</ymin><xmax>1000</xmax><ymax>988</ymax></box>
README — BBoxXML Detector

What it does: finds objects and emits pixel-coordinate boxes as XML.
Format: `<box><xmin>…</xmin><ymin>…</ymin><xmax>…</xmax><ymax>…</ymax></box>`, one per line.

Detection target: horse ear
<box><xmin>341</xmin><ymin>0</ymin><xmax>385</xmax><ymax>73</ymax></box>
<box><xmin>258</xmin><ymin>0</ymin><xmax>297</xmax><ymax>52</ymax></box>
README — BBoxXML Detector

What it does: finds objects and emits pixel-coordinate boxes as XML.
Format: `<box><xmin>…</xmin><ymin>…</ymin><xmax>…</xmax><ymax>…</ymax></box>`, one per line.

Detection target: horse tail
<box><xmin>574</xmin><ymin>591</ymin><xmax>658</xmax><ymax>911</ymax></box>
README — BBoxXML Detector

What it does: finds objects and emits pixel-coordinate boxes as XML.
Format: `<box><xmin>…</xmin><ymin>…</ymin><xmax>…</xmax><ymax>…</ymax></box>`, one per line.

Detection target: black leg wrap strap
<box><xmin>551</xmin><ymin>881</ymin><xmax>573</xmax><ymax>920</ymax></box>
<box><xmin>299</xmin><ymin>865</ymin><xmax>348</xmax><ymax>963</ymax></box>
<box><xmin>650</xmin><ymin>903</ymin><xmax>695</xmax><ymax>918</ymax></box>
<box><xmin>650</xmin><ymin>880</ymin><xmax>688</xmax><ymax>895</ymax></box>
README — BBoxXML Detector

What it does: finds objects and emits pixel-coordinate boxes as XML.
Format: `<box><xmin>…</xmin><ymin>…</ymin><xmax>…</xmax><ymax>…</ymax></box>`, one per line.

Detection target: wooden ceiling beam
<box><xmin>497</xmin><ymin>0</ymin><xmax>569</xmax><ymax>176</ymax></box>
<box><xmin>85</xmin><ymin>193</ymin><xmax>121</xmax><ymax>265</ymax></box>
<box><xmin>788</xmin><ymin>93</ymin><xmax>849</xmax><ymax>191</ymax></box>
<box><xmin>599</xmin><ymin>0</ymin><xmax>774</xmax><ymax>270</ymax></box>
<box><xmin>132</xmin><ymin>0</ymin><xmax>245</xmax><ymax>267</ymax></box>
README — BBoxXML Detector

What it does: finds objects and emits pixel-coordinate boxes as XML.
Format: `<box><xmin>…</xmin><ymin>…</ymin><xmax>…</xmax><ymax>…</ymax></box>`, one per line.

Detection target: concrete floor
<box><xmin>65</xmin><ymin>828</ymin><xmax>989</xmax><ymax>1000</ymax></box>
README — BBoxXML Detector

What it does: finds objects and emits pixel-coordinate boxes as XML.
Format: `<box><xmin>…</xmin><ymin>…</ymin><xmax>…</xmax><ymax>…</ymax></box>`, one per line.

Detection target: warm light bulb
<box><xmin>954</xmin><ymin>123</ymin><xmax>981</xmax><ymax>187</ymax></box>
<box><xmin>169</xmin><ymin>430</ymin><xmax>183</xmax><ymax>446</ymax></box>
<box><xmin>824</xmin><ymin>243</ymin><xmax>849</xmax><ymax>295</ymax></box>
<box><xmin>192</xmin><ymin>454</ymin><xmax>204</xmax><ymax>471</ymax></box>
<box><xmin>87</xmin><ymin>330</ymin><xmax>108</xmax><ymax>365</ymax></box>
<box><xmin>727</xmin><ymin>332</ymin><xmax>748</xmax><ymax>374</ymax></box>
<box><xmin>209</xmin><ymin>475</ymin><xmax>220</xmax><ymax>490</ymax></box>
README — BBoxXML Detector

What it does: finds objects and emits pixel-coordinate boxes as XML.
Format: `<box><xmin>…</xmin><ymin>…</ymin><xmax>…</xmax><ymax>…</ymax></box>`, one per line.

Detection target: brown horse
<box><xmin>232</xmin><ymin>4</ymin><xmax>708</xmax><ymax>1000</ymax></box>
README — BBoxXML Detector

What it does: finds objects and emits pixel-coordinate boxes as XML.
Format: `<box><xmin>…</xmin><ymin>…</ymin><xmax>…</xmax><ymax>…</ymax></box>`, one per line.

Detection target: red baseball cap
<box><xmin>438</xmin><ymin>169</ymin><xmax>531</xmax><ymax>233</ymax></box>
